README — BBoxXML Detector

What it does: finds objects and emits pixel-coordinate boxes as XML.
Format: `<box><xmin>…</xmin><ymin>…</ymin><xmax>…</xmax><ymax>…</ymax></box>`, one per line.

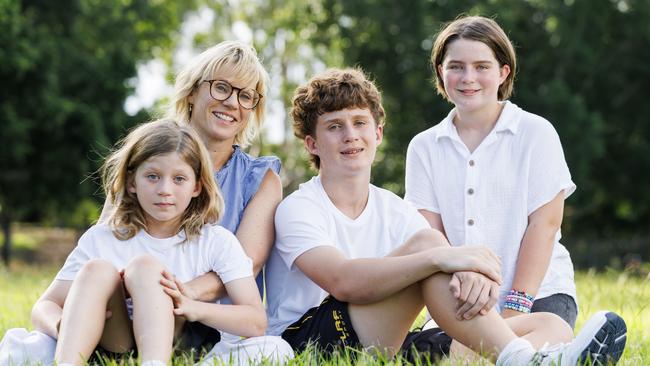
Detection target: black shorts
<box><xmin>401</xmin><ymin>327</ymin><xmax>451</xmax><ymax>363</ymax></box>
<box><xmin>281</xmin><ymin>296</ymin><xmax>361</xmax><ymax>353</ymax></box>
<box><xmin>179</xmin><ymin>321</ymin><xmax>222</xmax><ymax>352</ymax></box>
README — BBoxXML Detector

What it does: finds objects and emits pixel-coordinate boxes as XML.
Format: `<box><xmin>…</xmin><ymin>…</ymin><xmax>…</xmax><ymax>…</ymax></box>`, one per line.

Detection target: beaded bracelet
<box><xmin>503</xmin><ymin>289</ymin><xmax>535</xmax><ymax>314</ymax></box>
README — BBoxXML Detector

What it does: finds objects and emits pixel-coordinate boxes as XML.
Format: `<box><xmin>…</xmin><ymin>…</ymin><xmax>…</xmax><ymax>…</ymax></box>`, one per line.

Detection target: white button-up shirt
<box><xmin>405</xmin><ymin>101</ymin><xmax>577</xmax><ymax>309</ymax></box>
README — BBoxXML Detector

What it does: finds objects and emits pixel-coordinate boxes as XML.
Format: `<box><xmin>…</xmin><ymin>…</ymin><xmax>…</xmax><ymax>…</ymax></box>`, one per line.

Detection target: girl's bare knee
<box><xmin>76</xmin><ymin>259</ymin><xmax>121</xmax><ymax>286</ymax></box>
<box><xmin>537</xmin><ymin>312</ymin><xmax>573</xmax><ymax>342</ymax></box>
<box><xmin>123</xmin><ymin>254</ymin><xmax>165</xmax><ymax>287</ymax></box>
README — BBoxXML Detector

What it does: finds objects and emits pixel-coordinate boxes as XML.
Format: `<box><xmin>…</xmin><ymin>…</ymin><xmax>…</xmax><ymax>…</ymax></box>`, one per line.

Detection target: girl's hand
<box><xmin>160</xmin><ymin>270</ymin><xmax>200</xmax><ymax>322</ymax></box>
<box><xmin>449</xmin><ymin>271</ymin><xmax>499</xmax><ymax>320</ymax></box>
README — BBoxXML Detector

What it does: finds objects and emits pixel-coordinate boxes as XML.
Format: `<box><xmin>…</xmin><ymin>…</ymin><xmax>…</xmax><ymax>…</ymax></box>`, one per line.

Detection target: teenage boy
<box><xmin>265</xmin><ymin>68</ymin><xmax>626</xmax><ymax>365</ymax></box>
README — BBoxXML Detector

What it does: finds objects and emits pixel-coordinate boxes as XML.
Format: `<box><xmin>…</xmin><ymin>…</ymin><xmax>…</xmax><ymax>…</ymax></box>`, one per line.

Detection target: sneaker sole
<box><xmin>579</xmin><ymin>311</ymin><xmax>627</xmax><ymax>365</ymax></box>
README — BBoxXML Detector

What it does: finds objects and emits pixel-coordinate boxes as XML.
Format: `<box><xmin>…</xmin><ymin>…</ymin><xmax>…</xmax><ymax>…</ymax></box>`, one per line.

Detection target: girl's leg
<box><xmin>531</xmin><ymin>293</ymin><xmax>578</xmax><ymax>329</ymax></box>
<box><xmin>98</xmin><ymin>282</ymin><xmax>134</xmax><ymax>352</ymax></box>
<box><xmin>448</xmin><ymin>311</ymin><xmax>573</xmax><ymax>361</ymax></box>
<box><xmin>123</xmin><ymin>255</ymin><xmax>174</xmax><ymax>363</ymax></box>
<box><xmin>55</xmin><ymin>259</ymin><xmax>131</xmax><ymax>365</ymax></box>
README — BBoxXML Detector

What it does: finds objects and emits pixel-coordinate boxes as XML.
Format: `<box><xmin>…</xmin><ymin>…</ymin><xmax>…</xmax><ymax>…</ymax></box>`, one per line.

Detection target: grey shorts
<box><xmin>531</xmin><ymin>293</ymin><xmax>578</xmax><ymax>329</ymax></box>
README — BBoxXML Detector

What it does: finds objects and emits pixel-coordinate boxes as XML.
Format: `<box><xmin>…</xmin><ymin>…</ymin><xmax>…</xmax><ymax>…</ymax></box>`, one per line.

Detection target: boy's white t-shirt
<box><xmin>266</xmin><ymin>175</ymin><xmax>430</xmax><ymax>335</ymax></box>
<box><xmin>405</xmin><ymin>101</ymin><xmax>577</xmax><ymax>309</ymax></box>
<box><xmin>56</xmin><ymin>224</ymin><xmax>252</xmax><ymax>285</ymax></box>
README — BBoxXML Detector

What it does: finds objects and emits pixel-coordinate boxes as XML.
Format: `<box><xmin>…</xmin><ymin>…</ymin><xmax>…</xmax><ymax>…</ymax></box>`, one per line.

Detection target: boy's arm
<box><xmin>502</xmin><ymin>191</ymin><xmax>564</xmax><ymax>318</ymax></box>
<box><xmin>293</xmin><ymin>238</ymin><xmax>501</xmax><ymax>305</ymax></box>
<box><xmin>417</xmin><ymin>209</ymin><xmax>500</xmax><ymax>319</ymax></box>
<box><xmin>31</xmin><ymin>280</ymin><xmax>72</xmax><ymax>339</ymax></box>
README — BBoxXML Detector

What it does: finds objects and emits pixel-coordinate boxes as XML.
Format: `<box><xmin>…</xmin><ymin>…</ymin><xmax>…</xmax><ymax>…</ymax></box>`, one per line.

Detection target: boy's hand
<box><xmin>436</xmin><ymin>246</ymin><xmax>502</xmax><ymax>285</ymax></box>
<box><xmin>160</xmin><ymin>270</ymin><xmax>200</xmax><ymax>322</ymax></box>
<box><xmin>449</xmin><ymin>271</ymin><xmax>499</xmax><ymax>320</ymax></box>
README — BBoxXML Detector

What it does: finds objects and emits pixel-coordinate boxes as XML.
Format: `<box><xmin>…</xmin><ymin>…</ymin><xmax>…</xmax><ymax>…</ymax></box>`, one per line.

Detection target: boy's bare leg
<box><xmin>348</xmin><ymin>227</ymin><xmax>573</xmax><ymax>361</ymax></box>
<box><xmin>123</xmin><ymin>255</ymin><xmax>174</xmax><ymax>363</ymax></box>
<box><xmin>350</xmin><ymin>272</ymin><xmax>517</xmax><ymax>361</ymax></box>
<box><xmin>55</xmin><ymin>259</ymin><xmax>130</xmax><ymax>365</ymax></box>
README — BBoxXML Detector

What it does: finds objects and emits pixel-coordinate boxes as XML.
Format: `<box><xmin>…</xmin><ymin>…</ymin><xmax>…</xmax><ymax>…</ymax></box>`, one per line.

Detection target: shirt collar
<box><xmin>435</xmin><ymin>101</ymin><xmax>519</xmax><ymax>142</ymax></box>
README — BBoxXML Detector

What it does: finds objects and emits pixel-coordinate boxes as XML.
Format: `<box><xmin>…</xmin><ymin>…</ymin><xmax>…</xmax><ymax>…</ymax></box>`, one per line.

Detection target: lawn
<box><xmin>1</xmin><ymin>263</ymin><xmax>648</xmax><ymax>365</ymax></box>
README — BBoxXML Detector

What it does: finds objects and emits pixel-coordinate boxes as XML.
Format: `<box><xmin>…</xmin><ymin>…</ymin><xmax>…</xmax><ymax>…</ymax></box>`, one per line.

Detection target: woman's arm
<box><xmin>163</xmin><ymin>275</ymin><xmax>266</xmax><ymax>337</ymax></box>
<box><xmin>235</xmin><ymin>169</ymin><xmax>282</xmax><ymax>276</ymax></box>
<box><xmin>31</xmin><ymin>280</ymin><xmax>72</xmax><ymax>339</ymax></box>
<box><xmin>501</xmin><ymin>191</ymin><xmax>564</xmax><ymax>318</ymax></box>
<box><xmin>182</xmin><ymin>169</ymin><xmax>282</xmax><ymax>302</ymax></box>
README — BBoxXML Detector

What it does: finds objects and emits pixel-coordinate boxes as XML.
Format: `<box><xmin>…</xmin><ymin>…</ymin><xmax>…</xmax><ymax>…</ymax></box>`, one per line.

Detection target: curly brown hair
<box><xmin>101</xmin><ymin>118</ymin><xmax>223</xmax><ymax>242</ymax></box>
<box><xmin>291</xmin><ymin>68</ymin><xmax>385</xmax><ymax>169</ymax></box>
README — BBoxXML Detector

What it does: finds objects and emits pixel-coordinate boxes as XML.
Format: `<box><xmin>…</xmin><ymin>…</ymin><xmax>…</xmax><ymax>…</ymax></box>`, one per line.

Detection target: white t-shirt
<box><xmin>265</xmin><ymin>176</ymin><xmax>430</xmax><ymax>335</ymax></box>
<box><xmin>56</xmin><ymin>224</ymin><xmax>252</xmax><ymax>285</ymax></box>
<box><xmin>405</xmin><ymin>101</ymin><xmax>577</xmax><ymax>309</ymax></box>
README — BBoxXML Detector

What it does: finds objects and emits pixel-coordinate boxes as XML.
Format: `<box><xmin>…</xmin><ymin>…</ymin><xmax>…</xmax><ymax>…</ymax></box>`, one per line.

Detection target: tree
<box><xmin>0</xmin><ymin>0</ymin><xmax>195</xmax><ymax>264</ymax></box>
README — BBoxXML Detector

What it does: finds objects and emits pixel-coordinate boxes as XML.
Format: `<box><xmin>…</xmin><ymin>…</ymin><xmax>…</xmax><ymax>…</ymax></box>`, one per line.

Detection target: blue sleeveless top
<box><xmin>215</xmin><ymin>145</ymin><xmax>281</xmax><ymax>294</ymax></box>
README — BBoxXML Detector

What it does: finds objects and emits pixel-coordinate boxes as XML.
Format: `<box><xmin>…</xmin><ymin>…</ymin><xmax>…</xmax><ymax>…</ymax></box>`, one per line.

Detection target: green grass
<box><xmin>1</xmin><ymin>264</ymin><xmax>648</xmax><ymax>365</ymax></box>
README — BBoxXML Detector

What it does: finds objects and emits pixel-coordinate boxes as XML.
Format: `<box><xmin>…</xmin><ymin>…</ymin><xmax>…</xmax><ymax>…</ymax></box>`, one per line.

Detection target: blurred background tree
<box><xmin>0</xmin><ymin>0</ymin><xmax>196</xmax><ymax>263</ymax></box>
<box><xmin>1</xmin><ymin>0</ymin><xmax>648</xmax><ymax>268</ymax></box>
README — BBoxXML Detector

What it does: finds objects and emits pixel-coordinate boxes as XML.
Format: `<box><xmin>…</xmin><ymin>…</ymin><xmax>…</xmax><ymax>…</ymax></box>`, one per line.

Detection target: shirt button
<box><xmin>467</xmin><ymin>219</ymin><xmax>475</xmax><ymax>226</ymax></box>
<box><xmin>469</xmin><ymin>160</ymin><xmax>475</xmax><ymax>167</ymax></box>
<box><xmin>467</xmin><ymin>188</ymin><xmax>474</xmax><ymax>195</ymax></box>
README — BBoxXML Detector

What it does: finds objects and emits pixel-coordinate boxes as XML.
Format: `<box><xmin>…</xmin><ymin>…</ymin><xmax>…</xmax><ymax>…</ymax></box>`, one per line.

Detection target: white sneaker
<box><xmin>532</xmin><ymin>311</ymin><xmax>627</xmax><ymax>365</ymax></box>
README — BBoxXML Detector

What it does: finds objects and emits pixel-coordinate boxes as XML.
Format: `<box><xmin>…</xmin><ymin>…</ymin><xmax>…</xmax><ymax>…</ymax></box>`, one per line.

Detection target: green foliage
<box><xmin>302</xmin><ymin>0</ymin><xmax>650</xmax><ymax>246</ymax></box>
<box><xmin>0</xmin><ymin>0</ymin><xmax>195</xmax><ymax>226</ymax></box>
<box><xmin>1</xmin><ymin>265</ymin><xmax>648</xmax><ymax>364</ymax></box>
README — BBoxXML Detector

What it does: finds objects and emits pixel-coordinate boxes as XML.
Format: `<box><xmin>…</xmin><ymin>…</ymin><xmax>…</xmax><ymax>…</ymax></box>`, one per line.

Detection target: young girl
<box><xmin>30</xmin><ymin>119</ymin><xmax>266</xmax><ymax>366</ymax></box>
<box><xmin>405</xmin><ymin>14</ymin><xmax>578</xmax><ymax>355</ymax></box>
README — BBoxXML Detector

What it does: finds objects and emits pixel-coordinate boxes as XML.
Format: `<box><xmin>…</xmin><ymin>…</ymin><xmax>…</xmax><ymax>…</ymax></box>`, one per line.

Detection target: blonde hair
<box><xmin>431</xmin><ymin>15</ymin><xmax>517</xmax><ymax>101</ymax></box>
<box><xmin>168</xmin><ymin>41</ymin><xmax>270</xmax><ymax>147</ymax></box>
<box><xmin>102</xmin><ymin>118</ymin><xmax>223</xmax><ymax>242</ymax></box>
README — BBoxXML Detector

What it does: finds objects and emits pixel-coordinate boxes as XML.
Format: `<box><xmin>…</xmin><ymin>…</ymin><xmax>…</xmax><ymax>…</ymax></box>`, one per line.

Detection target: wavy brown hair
<box><xmin>291</xmin><ymin>68</ymin><xmax>385</xmax><ymax>169</ymax></box>
<box><xmin>101</xmin><ymin>118</ymin><xmax>223</xmax><ymax>242</ymax></box>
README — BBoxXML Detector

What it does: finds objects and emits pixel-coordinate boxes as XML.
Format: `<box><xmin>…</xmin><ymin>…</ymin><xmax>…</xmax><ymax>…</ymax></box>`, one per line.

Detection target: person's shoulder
<box><xmin>235</xmin><ymin>146</ymin><xmax>281</xmax><ymax>173</ymax></box>
<box><xmin>276</xmin><ymin>177</ymin><xmax>322</xmax><ymax>216</ymax></box>
<box><xmin>200</xmin><ymin>223</ymin><xmax>237</xmax><ymax>242</ymax></box>
<box><xmin>80</xmin><ymin>223</ymin><xmax>113</xmax><ymax>240</ymax></box>
<box><xmin>509</xmin><ymin>102</ymin><xmax>557</xmax><ymax>136</ymax></box>
<box><xmin>410</xmin><ymin>120</ymin><xmax>447</xmax><ymax>147</ymax></box>
<box><xmin>76</xmin><ymin>223</ymin><xmax>116</xmax><ymax>251</ymax></box>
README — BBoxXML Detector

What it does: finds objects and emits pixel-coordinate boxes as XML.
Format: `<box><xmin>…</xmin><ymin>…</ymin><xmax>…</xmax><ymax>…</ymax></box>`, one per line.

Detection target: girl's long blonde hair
<box><xmin>101</xmin><ymin>118</ymin><xmax>223</xmax><ymax>242</ymax></box>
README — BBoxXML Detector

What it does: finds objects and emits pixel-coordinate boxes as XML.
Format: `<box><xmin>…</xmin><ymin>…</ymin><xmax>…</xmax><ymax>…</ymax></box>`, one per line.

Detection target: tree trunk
<box><xmin>1</xmin><ymin>214</ymin><xmax>10</xmax><ymax>266</ymax></box>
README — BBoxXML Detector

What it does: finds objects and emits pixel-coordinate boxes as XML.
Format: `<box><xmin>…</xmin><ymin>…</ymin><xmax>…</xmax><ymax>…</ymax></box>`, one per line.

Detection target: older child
<box><xmin>30</xmin><ymin>119</ymin><xmax>266</xmax><ymax>366</ymax></box>
<box><xmin>265</xmin><ymin>68</ymin><xmax>626</xmax><ymax>365</ymax></box>
<box><xmin>407</xmin><ymin>14</ymin><xmax>578</xmax><ymax>326</ymax></box>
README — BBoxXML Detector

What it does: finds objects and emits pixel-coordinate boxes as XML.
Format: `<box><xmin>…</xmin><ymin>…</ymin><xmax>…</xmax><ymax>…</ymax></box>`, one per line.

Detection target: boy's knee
<box><xmin>77</xmin><ymin>259</ymin><xmax>121</xmax><ymax>286</ymax></box>
<box><xmin>409</xmin><ymin>228</ymin><xmax>450</xmax><ymax>252</ymax></box>
<box><xmin>123</xmin><ymin>255</ymin><xmax>164</xmax><ymax>286</ymax></box>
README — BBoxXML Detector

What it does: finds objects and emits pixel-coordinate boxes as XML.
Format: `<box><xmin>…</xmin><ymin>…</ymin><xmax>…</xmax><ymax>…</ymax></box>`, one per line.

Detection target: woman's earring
<box><xmin>189</xmin><ymin>103</ymin><xmax>193</xmax><ymax>118</ymax></box>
